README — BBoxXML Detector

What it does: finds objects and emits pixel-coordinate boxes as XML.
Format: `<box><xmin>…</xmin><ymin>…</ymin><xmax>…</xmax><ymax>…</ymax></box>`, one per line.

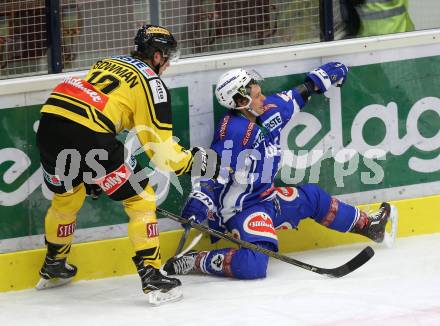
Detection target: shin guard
<box><xmin>44</xmin><ymin>184</ymin><xmax>85</xmax><ymax>259</ymax></box>
<box><xmin>124</xmin><ymin>185</ymin><xmax>161</xmax><ymax>269</ymax></box>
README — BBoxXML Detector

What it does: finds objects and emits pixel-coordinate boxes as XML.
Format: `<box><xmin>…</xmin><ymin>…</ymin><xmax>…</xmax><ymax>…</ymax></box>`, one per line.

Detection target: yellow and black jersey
<box><xmin>41</xmin><ymin>55</ymin><xmax>192</xmax><ymax>175</ymax></box>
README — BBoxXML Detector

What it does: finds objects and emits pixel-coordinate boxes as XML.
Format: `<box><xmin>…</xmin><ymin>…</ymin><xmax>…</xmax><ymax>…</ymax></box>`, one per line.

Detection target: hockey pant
<box><xmin>192</xmin><ymin>184</ymin><xmax>361</xmax><ymax>280</ymax></box>
<box><xmin>193</xmin><ymin>201</ymin><xmax>277</xmax><ymax>280</ymax></box>
<box><xmin>272</xmin><ymin>184</ymin><xmax>360</xmax><ymax>232</ymax></box>
<box><xmin>37</xmin><ymin>114</ymin><xmax>161</xmax><ymax>268</ymax></box>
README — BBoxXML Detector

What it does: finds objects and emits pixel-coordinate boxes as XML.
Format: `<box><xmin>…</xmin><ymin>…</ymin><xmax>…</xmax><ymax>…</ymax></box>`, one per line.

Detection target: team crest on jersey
<box><xmin>149</xmin><ymin>79</ymin><xmax>167</xmax><ymax>104</ymax></box>
<box><xmin>242</xmin><ymin>122</ymin><xmax>255</xmax><ymax>146</ymax></box>
<box><xmin>243</xmin><ymin>212</ymin><xmax>277</xmax><ymax>240</ymax></box>
<box><xmin>276</xmin><ymin>187</ymin><xmax>298</xmax><ymax>202</ymax></box>
<box><xmin>94</xmin><ymin>164</ymin><xmax>131</xmax><ymax>195</ymax></box>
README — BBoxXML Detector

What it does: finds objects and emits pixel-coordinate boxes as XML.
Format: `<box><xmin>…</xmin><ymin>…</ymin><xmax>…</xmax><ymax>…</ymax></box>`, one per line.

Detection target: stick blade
<box><xmin>323</xmin><ymin>246</ymin><xmax>375</xmax><ymax>278</ymax></box>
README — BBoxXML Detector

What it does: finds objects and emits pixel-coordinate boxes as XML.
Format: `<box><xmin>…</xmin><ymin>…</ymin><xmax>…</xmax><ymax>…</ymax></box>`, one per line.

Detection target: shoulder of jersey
<box><xmin>108</xmin><ymin>55</ymin><xmax>159</xmax><ymax>80</ymax></box>
<box><xmin>216</xmin><ymin>113</ymin><xmax>257</xmax><ymax>147</ymax></box>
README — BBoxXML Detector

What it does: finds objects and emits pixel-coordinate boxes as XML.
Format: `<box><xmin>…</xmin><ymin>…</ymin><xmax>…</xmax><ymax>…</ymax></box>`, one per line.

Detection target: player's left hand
<box><xmin>181</xmin><ymin>190</ymin><xmax>216</xmax><ymax>227</ymax></box>
<box><xmin>306</xmin><ymin>62</ymin><xmax>349</xmax><ymax>93</ymax></box>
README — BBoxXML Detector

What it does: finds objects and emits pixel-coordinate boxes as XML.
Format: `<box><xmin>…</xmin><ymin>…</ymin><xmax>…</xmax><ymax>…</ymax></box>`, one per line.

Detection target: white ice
<box><xmin>1</xmin><ymin>233</ymin><xmax>440</xmax><ymax>326</ymax></box>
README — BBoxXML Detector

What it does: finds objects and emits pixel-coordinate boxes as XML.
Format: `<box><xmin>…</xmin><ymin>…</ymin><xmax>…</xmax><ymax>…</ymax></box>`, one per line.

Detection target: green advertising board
<box><xmin>212</xmin><ymin>57</ymin><xmax>440</xmax><ymax>195</ymax></box>
<box><xmin>275</xmin><ymin>57</ymin><xmax>440</xmax><ymax>194</ymax></box>
<box><xmin>1</xmin><ymin>55</ymin><xmax>439</xmax><ymax>247</ymax></box>
<box><xmin>0</xmin><ymin>88</ymin><xmax>192</xmax><ymax>241</ymax></box>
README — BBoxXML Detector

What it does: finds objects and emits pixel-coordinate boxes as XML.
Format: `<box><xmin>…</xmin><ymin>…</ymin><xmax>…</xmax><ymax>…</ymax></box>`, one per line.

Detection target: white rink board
<box><xmin>1</xmin><ymin>233</ymin><xmax>440</xmax><ymax>326</ymax></box>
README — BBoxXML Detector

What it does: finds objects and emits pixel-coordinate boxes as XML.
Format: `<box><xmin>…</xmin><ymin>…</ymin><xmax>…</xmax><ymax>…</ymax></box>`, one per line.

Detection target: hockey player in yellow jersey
<box><xmin>35</xmin><ymin>25</ymin><xmax>216</xmax><ymax>305</ymax></box>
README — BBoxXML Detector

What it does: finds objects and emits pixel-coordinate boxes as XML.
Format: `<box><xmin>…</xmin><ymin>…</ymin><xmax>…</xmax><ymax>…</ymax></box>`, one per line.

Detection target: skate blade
<box><xmin>383</xmin><ymin>205</ymin><xmax>398</xmax><ymax>248</ymax></box>
<box><xmin>147</xmin><ymin>287</ymin><xmax>183</xmax><ymax>306</ymax></box>
<box><xmin>35</xmin><ymin>277</ymin><xmax>73</xmax><ymax>290</ymax></box>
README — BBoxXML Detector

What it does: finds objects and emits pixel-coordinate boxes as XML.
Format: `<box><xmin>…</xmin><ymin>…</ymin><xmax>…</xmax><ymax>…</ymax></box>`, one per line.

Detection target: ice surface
<box><xmin>1</xmin><ymin>234</ymin><xmax>440</xmax><ymax>326</ymax></box>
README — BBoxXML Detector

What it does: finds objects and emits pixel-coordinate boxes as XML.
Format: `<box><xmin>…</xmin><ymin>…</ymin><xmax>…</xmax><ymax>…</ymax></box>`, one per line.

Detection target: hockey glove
<box><xmin>306</xmin><ymin>62</ymin><xmax>349</xmax><ymax>93</ymax></box>
<box><xmin>181</xmin><ymin>190</ymin><xmax>216</xmax><ymax>228</ymax></box>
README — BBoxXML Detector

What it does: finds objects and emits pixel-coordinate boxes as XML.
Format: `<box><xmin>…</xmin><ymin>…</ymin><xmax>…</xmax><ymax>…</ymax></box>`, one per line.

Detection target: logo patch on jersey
<box><xmin>259</xmin><ymin>184</ymin><xmax>276</xmax><ymax>198</ymax></box>
<box><xmin>207</xmin><ymin>210</ymin><xmax>215</xmax><ymax>221</ymax></box>
<box><xmin>263</xmin><ymin>112</ymin><xmax>282</xmax><ymax>131</ymax></box>
<box><xmin>243</xmin><ymin>212</ymin><xmax>277</xmax><ymax>240</ymax></box>
<box><xmin>144</xmin><ymin>67</ymin><xmax>157</xmax><ymax>78</ymax></box>
<box><xmin>149</xmin><ymin>79</ymin><xmax>167</xmax><ymax>104</ymax></box>
<box><xmin>252</xmin><ymin>129</ymin><xmax>264</xmax><ymax>149</ymax></box>
<box><xmin>127</xmin><ymin>155</ymin><xmax>137</xmax><ymax>170</ymax></box>
<box><xmin>242</xmin><ymin>122</ymin><xmax>255</xmax><ymax>146</ymax></box>
<box><xmin>146</xmin><ymin>222</ymin><xmax>159</xmax><ymax>238</ymax></box>
<box><xmin>210</xmin><ymin>253</ymin><xmax>225</xmax><ymax>272</ymax></box>
<box><xmin>57</xmin><ymin>221</ymin><xmax>76</xmax><ymax>237</ymax></box>
<box><xmin>54</xmin><ymin>77</ymin><xmax>108</xmax><ymax>111</ymax></box>
<box><xmin>219</xmin><ymin>114</ymin><xmax>231</xmax><ymax>140</ymax></box>
<box><xmin>94</xmin><ymin>164</ymin><xmax>132</xmax><ymax>195</ymax></box>
<box><xmin>43</xmin><ymin>169</ymin><xmax>62</xmax><ymax>186</ymax></box>
<box><xmin>231</xmin><ymin>229</ymin><xmax>241</xmax><ymax>240</ymax></box>
<box><xmin>276</xmin><ymin>221</ymin><xmax>293</xmax><ymax>230</ymax></box>
<box><xmin>111</xmin><ymin>56</ymin><xmax>156</xmax><ymax>81</ymax></box>
<box><xmin>276</xmin><ymin>92</ymin><xmax>292</xmax><ymax>102</ymax></box>
<box><xmin>262</xmin><ymin>103</ymin><xmax>277</xmax><ymax>113</ymax></box>
<box><xmin>276</xmin><ymin>187</ymin><xmax>298</xmax><ymax>202</ymax></box>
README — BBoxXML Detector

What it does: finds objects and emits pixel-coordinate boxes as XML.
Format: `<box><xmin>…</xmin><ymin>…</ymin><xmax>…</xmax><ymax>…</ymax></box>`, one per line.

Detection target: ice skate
<box><xmin>163</xmin><ymin>251</ymin><xmax>198</xmax><ymax>275</ymax></box>
<box><xmin>352</xmin><ymin>202</ymin><xmax>398</xmax><ymax>247</ymax></box>
<box><xmin>132</xmin><ymin>255</ymin><xmax>183</xmax><ymax>306</ymax></box>
<box><xmin>35</xmin><ymin>256</ymin><xmax>77</xmax><ymax>290</ymax></box>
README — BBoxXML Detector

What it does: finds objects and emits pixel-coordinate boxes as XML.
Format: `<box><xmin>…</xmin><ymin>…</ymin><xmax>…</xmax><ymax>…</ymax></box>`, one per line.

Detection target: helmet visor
<box><xmin>163</xmin><ymin>46</ymin><xmax>180</xmax><ymax>63</ymax></box>
<box><xmin>247</xmin><ymin>69</ymin><xmax>264</xmax><ymax>84</ymax></box>
<box><xmin>239</xmin><ymin>69</ymin><xmax>264</xmax><ymax>97</ymax></box>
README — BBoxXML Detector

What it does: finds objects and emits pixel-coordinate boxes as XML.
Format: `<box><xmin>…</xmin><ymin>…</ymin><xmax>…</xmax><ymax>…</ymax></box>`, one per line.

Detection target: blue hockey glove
<box><xmin>306</xmin><ymin>62</ymin><xmax>349</xmax><ymax>93</ymax></box>
<box><xmin>181</xmin><ymin>190</ymin><xmax>216</xmax><ymax>228</ymax></box>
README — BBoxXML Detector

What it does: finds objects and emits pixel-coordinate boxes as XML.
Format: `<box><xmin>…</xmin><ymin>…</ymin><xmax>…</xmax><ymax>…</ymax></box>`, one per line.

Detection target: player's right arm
<box><xmin>131</xmin><ymin>76</ymin><xmax>194</xmax><ymax>176</ymax></box>
<box><xmin>268</xmin><ymin>62</ymin><xmax>349</xmax><ymax>124</ymax></box>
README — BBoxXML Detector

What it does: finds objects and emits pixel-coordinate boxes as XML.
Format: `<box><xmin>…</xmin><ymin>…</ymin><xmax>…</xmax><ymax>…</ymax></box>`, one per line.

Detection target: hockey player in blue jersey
<box><xmin>164</xmin><ymin>62</ymin><xmax>397</xmax><ymax>280</ymax></box>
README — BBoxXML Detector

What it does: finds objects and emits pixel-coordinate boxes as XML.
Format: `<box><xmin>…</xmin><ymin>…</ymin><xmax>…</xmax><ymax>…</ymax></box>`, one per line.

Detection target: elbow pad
<box><xmin>190</xmin><ymin>147</ymin><xmax>220</xmax><ymax>180</ymax></box>
<box><xmin>296</xmin><ymin>80</ymin><xmax>314</xmax><ymax>103</ymax></box>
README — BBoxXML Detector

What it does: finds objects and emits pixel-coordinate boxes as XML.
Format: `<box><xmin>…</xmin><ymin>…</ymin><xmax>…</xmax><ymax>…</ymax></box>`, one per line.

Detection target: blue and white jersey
<box><xmin>206</xmin><ymin>87</ymin><xmax>307</xmax><ymax>222</ymax></box>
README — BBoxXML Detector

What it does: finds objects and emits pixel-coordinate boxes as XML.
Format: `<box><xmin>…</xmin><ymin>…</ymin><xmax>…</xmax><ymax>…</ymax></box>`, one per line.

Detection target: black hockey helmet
<box><xmin>134</xmin><ymin>24</ymin><xmax>179</xmax><ymax>62</ymax></box>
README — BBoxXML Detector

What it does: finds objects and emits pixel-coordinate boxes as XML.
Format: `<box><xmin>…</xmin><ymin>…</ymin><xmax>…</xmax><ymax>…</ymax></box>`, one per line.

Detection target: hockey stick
<box><xmin>175</xmin><ymin>226</ymin><xmax>191</xmax><ymax>255</ymax></box>
<box><xmin>176</xmin><ymin>233</ymin><xmax>203</xmax><ymax>258</ymax></box>
<box><xmin>157</xmin><ymin>208</ymin><xmax>375</xmax><ymax>278</ymax></box>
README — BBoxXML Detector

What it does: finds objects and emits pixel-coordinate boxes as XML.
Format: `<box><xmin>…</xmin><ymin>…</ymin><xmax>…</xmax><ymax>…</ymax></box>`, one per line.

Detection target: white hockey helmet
<box><xmin>215</xmin><ymin>68</ymin><xmax>263</xmax><ymax>109</ymax></box>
